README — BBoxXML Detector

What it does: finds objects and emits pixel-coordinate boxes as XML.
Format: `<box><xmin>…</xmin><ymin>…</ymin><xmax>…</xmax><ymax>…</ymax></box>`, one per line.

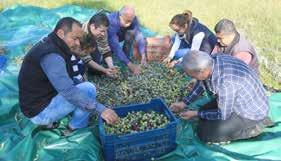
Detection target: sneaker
<box><xmin>61</xmin><ymin>125</ymin><xmax>75</xmax><ymax>136</ymax></box>
<box><xmin>31</xmin><ymin>122</ymin><xmax>60</xmax><ymax>137</ymax></box>
<box><xmin>262</xmin><ymin>117</ymin><xmax>274</xmax><ymax>128</ymax></box>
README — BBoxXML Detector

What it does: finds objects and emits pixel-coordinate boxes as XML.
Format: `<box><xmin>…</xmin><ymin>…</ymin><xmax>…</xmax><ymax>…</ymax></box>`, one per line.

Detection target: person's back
<box><xmin>213</xmin><ymin>54</ymin><xmax>268</xmax><ymax>120</ymax></box>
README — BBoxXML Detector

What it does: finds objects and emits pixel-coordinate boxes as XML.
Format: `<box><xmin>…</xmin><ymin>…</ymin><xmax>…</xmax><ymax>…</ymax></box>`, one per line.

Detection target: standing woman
<box><xmin>163</xmin><ymin>10</ymin><xmax>217</xmax><ymax>68</ymax></box>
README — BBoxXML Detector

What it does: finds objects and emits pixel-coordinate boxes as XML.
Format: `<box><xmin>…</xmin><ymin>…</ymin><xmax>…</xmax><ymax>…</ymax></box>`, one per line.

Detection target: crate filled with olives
<box><xmin>99</xmin><ymin>98</ymin><xmax>178</xmax><ymax>161</ymax></box>
<box><xmin>104</xmin><ymin>111</ymin><xmax>169</xmax><ymax>136</ymax></box>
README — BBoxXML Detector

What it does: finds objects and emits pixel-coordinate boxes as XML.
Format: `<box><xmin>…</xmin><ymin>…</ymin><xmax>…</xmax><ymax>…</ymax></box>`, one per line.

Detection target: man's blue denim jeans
<box><xmin>30</xmin><ymin>82</ymin><xmax>96</xmax><ymax>129</ymax></box>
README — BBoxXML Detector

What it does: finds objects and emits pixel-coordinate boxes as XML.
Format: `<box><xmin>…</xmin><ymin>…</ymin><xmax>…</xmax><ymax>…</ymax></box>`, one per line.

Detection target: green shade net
<box><xmin>0</xmin><ymin>5</ymin><xmax>280</xmax><ymax>161</ymax></box>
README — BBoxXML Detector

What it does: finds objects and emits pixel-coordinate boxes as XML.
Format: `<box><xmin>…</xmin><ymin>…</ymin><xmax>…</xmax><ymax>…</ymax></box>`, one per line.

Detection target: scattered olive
<box><xmin>90</xmin><ymin>62</ymin><xmax>189</xmax><ymax>106</ymax></box>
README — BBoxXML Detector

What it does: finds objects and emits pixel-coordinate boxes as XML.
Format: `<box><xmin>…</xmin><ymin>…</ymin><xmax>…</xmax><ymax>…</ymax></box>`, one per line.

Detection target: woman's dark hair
<box><xmin>169</xmin><ymin>10</ymin><xmax>193</xmax><ymax>29</ymax></box>
<box><xmin>87</xmin><ymin>13</ymin><xmax>109</xmax><ymax>34</ymax></box>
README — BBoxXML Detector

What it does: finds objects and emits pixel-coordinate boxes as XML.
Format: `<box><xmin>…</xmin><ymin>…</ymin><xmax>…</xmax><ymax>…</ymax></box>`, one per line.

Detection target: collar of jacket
<box><xmin>48</xmin><ymin>31</ymin><xmax>73</xmax><ymax>57</ymax></box>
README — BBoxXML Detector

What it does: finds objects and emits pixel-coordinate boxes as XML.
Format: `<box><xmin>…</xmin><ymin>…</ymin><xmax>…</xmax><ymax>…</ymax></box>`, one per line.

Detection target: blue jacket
<box><xmin>107</xmin><ymin>11</ymin><xmax>145</xmax><ymax>64</ymax></box>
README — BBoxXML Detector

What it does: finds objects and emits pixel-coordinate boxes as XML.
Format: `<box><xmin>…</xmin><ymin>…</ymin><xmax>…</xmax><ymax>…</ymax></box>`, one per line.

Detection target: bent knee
<box><xmin>76</xmin><ymin>82</ymin><xmax>96</xmax><ymax>94</ymax></box>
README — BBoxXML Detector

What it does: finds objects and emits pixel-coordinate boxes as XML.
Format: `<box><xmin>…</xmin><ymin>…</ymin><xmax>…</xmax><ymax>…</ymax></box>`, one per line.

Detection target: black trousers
<box><xmin>196</xmin><ymin>99</ymin><xmax>264</xmax><ymax>142</ymax></box>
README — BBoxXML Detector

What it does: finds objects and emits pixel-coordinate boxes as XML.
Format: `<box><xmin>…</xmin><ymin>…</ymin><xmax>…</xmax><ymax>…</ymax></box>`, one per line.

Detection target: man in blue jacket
<box><xmin>107</xmin><ymin>5</ymin><xmax>146</xmax><ymax>75</ymax></box>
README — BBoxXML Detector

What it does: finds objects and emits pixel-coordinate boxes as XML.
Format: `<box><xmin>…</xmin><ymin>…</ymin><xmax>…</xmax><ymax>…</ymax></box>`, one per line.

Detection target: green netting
<box><xmin>0</xmin><ymin>5</ymin><xmax>281</xmax><ymax>161</ymax></box>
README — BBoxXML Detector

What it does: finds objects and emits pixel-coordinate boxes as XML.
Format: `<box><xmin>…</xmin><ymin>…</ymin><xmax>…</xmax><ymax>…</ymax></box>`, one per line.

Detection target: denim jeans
<box><xmin>30</xmin><ymin>82</ymin><xmax>96</xmax><ymax>129</ymax></box>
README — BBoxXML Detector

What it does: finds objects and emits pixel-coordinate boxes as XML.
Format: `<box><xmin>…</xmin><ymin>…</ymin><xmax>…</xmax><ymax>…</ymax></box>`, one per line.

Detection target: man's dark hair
<box><xmin>88</xmin><ymin>13</ymin><xmax>109</xmax><ymax>30</ymax></box>
<box><xmin>54</xmin><ymin>17</ymin><xmax>82</xmax><ymax>34</ymax></box>
<box><xmin>214</xmin><ymin>18</ymin><xmax>237</xmax><ymax>35</ymax></box>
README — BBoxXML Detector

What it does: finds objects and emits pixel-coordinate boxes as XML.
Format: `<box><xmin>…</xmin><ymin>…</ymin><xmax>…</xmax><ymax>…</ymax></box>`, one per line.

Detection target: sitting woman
<box><xmin>163</xmin><ymin>10</ymin><xmax>217</xmax><ymax>68</ymax></box>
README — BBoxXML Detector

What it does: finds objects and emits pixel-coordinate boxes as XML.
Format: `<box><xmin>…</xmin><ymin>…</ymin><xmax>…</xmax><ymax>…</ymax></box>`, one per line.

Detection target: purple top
<box><xmin>107</xmin><ymin>11</ymin><xmax>145</xmax><ymax>64</ymax></box>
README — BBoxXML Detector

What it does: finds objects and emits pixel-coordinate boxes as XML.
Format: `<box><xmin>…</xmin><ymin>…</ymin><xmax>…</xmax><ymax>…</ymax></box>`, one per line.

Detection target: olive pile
<box><xmin>91</xmin><ymin>62</ymin><xmax>189</xmax><ymax>106</ymax></box>
<box><xmin>104</xmin><ymin>111</ymin><xmax>169</xmax><ymax>135</ymax></box>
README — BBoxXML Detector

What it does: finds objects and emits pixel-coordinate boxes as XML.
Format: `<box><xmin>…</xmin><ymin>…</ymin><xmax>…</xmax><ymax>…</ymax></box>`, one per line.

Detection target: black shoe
<box><xmin>31</xmin><ymin>122</ymin><xmax>60</xmax><ymax>137</ymax></box>
<box><xmin>39</xmin><ymin>122</ymin><xmax>60</xmax><ymax>130</ymax></box>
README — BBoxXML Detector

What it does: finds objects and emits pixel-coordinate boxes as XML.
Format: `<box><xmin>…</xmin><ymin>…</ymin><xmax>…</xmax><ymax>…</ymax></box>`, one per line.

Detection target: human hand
<box><xmin>163</xmin><ymin>57</ymin><xmax>172</xmax><ymax>65</ymax></box>
<box><xmin>179</xmin><ymin>110</ymin><xmax>198</xmax><ymax>120</ymax></box>
<box><xmin>101</xmin><ymin>108</ymin><xmax>119</xmax><ymax>125</ymax></box>
<box><xmin>128</xmin><ymin>62</ymin><xmax>141</xmax><ymax>75</ymax></box>
<box><xmin>170</xmin><ymin>101</ymin><xmax>186</xmax><ymax>113</ymax></box>
<box><xmin>141</xmin><ymin>54</ymin><xmax>147</xmax><ymax>66</ymax></box>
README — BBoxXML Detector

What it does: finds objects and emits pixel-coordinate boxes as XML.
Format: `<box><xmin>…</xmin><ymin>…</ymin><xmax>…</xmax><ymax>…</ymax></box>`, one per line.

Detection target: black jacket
<box><xmin>18</xmin><ymin>32</ymin><xmax>81</xmax><ymax>118</ymax></box>
<box><xmin>185</xmin><ymin>18</ymin><xmax>217</xmax><ymax>53</ymax></box>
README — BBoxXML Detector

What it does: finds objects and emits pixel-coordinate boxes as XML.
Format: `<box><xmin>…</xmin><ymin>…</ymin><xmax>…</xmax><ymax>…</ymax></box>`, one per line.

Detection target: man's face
<box><xmin>59</xmin><ymin>23</ymin><xmax>83</xmax><ymax>54</ymax></box>
<box><xmin>170</xmin><ymin>24</ymin><xmax>186</xmax><ymax>36</ymax></box>
<box><xmin>90</xmin><ymin>24</ymin><xmax>108</xmax><ymax>38</ymax></box>
<box><xmin>120</xmin><ymin>14</ymin><xmax>135</xmax><ymax>28</ymax></box>
<box><xmin>216</xmin><ymin>32</ymin><xmax>234</xmax><ymax>47</ymax></box>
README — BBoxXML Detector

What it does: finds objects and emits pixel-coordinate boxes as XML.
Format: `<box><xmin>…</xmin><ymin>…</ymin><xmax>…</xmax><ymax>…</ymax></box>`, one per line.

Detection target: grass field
<box><xmin>1</xmin><ymin>0</ymin><xmax>281</xmax><ymax>89</ymax></box>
